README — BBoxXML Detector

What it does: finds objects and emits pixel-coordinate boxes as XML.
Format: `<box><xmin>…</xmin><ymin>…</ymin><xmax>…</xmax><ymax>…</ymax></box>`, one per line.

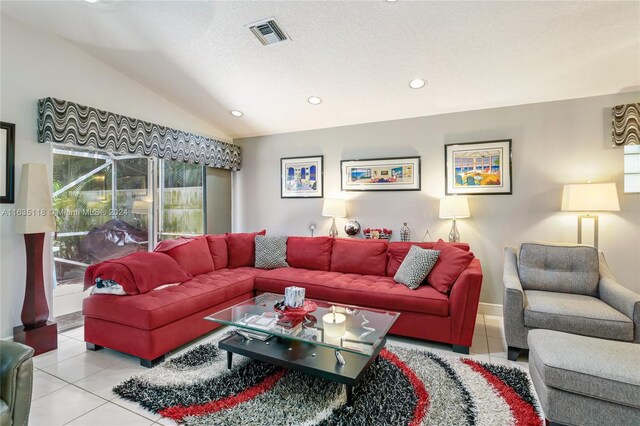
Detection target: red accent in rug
<box><xmin>462</xmin><ymin>359</ymin><xmax>542</xmax><ymax>426</ymax></box>
<box><xmin>159</xmin><ymin>369</ymin><xmax>288</xmax><ymax>421</ymax></box>
<box><xmin>381</xmin><ymin>348</ymin><xmax>430</xmax><ymax>425</ymax></box>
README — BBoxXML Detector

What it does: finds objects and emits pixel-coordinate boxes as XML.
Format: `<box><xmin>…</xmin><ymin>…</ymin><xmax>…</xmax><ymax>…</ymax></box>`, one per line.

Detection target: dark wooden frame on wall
<box><xmin>0</xmin><ymin>122</ymin><xmax>16</xmax><ymax>204</ymax></box>
<box><xmin>340</xmin><ymin>156</ymin><xmax>421</xmax><ymax>192</ymax></box>
<box><xmin>280</xmin><ymin>155</ymin><xmax>324</xmax><ymax>198</ymax></box>
<box><xmin>444</xmin><ymin>139</ymin><xmax>512</xmax><ymax>195</ymax></box>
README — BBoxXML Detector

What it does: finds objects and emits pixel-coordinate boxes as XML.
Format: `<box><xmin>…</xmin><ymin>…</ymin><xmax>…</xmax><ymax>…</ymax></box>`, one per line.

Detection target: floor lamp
<box><xmin>561</xmin><ymin>182</ymin><xmax>620</xmax><ymax>248</ymax></box>
<box><xmin>13</xmin><ymin>163</ymin><xmax>58</xmax><ymax>355</ymax></box>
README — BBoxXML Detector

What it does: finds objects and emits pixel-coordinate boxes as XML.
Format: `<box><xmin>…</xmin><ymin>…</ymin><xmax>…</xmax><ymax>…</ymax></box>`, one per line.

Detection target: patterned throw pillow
<box><xmin>394</xmin><ymin>245</ymin><xmax>440</xmax><ymax>290</ymax></box>
<box><xmin>255</xmin><ymin>235</ymin><xmax>289</xmax><ymax>269</ymax></box>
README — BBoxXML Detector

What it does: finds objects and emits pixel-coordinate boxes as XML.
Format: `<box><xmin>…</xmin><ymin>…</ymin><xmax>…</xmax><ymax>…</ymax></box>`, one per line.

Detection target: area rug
<box><xmin>113</xmin><ymin>340</ymin><xmax>543</xmax><ymax>425</ymax></box>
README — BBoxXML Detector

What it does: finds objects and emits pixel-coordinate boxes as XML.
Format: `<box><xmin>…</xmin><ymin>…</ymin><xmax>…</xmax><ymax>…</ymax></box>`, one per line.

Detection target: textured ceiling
<box><xmin>2</xmin><ymin>1</ymin><xmax>639</xmax><ymax>139</ymax></box>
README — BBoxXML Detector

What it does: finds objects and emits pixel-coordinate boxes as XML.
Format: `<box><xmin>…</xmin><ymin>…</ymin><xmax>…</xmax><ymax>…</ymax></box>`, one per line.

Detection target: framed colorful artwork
<box><xmin>0</xmin><ymin>122</ymin><xmax>15</xmax><ymax>204</ymax></box>
<box><xmin>341</xmin><ymin>157</ymin><xmax>421</xmax><ymax>191</ymax></box>
<box><xmin>281</xmin><ymin>155</ymin><xmax>323</xmax><ymax>198</ymax></box>
<box><xmin>445</xmin><ymin>139</ymin><xmax>512</xmax><ymax>195</ymax></box>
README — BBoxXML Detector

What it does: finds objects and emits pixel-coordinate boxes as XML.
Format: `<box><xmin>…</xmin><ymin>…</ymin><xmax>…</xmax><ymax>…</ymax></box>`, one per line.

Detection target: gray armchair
<box><xmin>503</xmin><ymin>242</ymin><xmax>640</xmax><ymax>361</ymax></box>
<box><xmin>0</xmin><ymin>341</ymin><xmax>34</xmax><ymax>426</ymax></box>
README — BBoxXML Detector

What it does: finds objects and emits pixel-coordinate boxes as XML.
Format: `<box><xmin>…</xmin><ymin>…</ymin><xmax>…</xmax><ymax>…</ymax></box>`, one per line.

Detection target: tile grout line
<box><xmin>61</xmin><ymin>401</ymin><xmax>109</xmax><ymax>426</ymax></box>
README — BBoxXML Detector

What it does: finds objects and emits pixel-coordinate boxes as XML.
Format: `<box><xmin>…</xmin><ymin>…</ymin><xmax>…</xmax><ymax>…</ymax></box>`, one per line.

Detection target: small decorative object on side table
<box><xmin>344</xmin><ymin>220</ymin><xmax>361</xmax><ymax>237</ymax></box>
<box><xmin>400</xmin><ymin>222</ymin><xmax>411</xmax><ymax>242</ymax></box>
<box><xmin>363</xmin><ymin>228</ymin><xmax>392</xmax><ymax>240</ymax></box>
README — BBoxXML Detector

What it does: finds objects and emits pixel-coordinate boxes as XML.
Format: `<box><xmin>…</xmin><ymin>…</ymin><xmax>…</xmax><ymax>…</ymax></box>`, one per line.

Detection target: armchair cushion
<box><xmin>0</xmin><ymin>341</ymin><xmax>34</xmax><ymax>426</ymax></box>
<box><xmin>524</xmin><ymin>290</ymin><xmax>634</xmax><ymax>341</ymax></box>
<box><xmin>518</xmin><ymin>242</ymin><xmax>599</xmax><ymax>296</ymax></box>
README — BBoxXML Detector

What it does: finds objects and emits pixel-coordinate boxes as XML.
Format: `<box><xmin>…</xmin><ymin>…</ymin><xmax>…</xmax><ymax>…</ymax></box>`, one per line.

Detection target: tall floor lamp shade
<box><xmin>561</xmin><ymin>182</ymin><xmax>620</xmax><ymax>248</ymax></box>
<box><xmin>322</xmin><ymin>198</ymin><xmax>346</xmax><ymax>238</ymax></box>
<box><xmin>13</xmin><ymin>163</ymin><xmax>58</xmax><ymax>355</ymax></box>
<box><xmin>439</xmin><ymin>196</ymin><xmax>470</xmax><ymax>243</ymax></box>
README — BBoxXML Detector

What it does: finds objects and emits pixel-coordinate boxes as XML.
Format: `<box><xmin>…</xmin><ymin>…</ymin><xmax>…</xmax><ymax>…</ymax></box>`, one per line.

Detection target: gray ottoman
<box><xmin>528</xmin><ymin>330</ymin><xmax>640</xmax><ymax>426</ymax></box>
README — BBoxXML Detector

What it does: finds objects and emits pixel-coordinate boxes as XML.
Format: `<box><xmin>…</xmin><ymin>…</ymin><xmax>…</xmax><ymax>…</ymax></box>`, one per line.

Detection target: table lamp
<box><xmin>439</xmin><ymin>196</ymin><xmax>470</xmax><ymax>243</ymax></box>
<box><xmin>322</xmin><ymin>198</ymin><xmax>346</xmax><ymax>238</ymax></box>
<box><xmin>14</xmin><ymin>163</ymin><xmax>58</xmax><ymax>355</ymax></box>
<box><xmin>561</xmin><ymin>182</ymin><xmax>620</xmax><ymax>248</ymax></box>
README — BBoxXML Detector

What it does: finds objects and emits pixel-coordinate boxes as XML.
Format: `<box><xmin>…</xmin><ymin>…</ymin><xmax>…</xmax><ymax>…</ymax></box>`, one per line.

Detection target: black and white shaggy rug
<box><xmin>113</xmin><ymin>341</ymin><xmax>542</xmax><ymax>425</ymax></box>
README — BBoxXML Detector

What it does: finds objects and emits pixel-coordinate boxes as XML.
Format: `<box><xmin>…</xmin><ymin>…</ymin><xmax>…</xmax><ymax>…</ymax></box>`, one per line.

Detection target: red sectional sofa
<box><xmin>83</xmin><ymin>234</ymin><xmax>483</xmax><ymax>367</ymax></box>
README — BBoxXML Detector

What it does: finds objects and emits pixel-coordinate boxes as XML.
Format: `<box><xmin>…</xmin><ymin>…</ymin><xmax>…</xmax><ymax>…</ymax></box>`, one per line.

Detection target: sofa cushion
<box><xmin>427</xmin><ymin>239</ymin><xmax>475</xmax><ymax>294</ymax></box>
<box><xmin>524</xmin><ymin>290</ymin><xmax>634</xmax><ymax>341</ymax></box>
<box><xmin>387</xmin><ymin>241</ymin><xmax>469</xmax><ymax>277</ymax></box>
<box><xmin>330</xmin><ymin>238</ymin><xmax>388</xmax><ymax>276</ymax></box>
<box><xmin>254</xmin><ymin>268</ymin><xmax>449</xmax><ymax>316</ymax></box>
<box><xmin>528</xmin><ymin>329</ymin><xmax>640</xmax><ymax>409</ymax></box>
<box><xmin>206</xmin><ymin>234</ymin><xmax>228</xmax><ymax>269</ymax></box>
<box><xmin>227</xmin><ymin>230</ymin><xmax>266</xmax><ymax>268</ymax></box>
<box><xmin>394</xmin><ymin>245</ymin><xmax>440</xmax><ymax>290</ymax></box>
<box><xmin>83</xmin><ymin>269</ymin><xmax>255</xmax><ymax>330</ymax></box>
<box><xmin>286</xmin><ymin>236</ymin><xmax>333</xmax><ymax>271</ymax></box>
<box><xmin>155</xmin><ymin>236</ymin><xmax>214</xmax><ymax>276</ymax></box>
<box><xmin>255</xmin><ymin>235</ymin><xmax>289</xmax><ymax>269</ymax></box>
<box><xmin>84</xmin><ymin>252</ymin><xmax>192</xmax><ymax>295</ymax></box>
<box><xmin>518</xmin><ymin>242</ymin><xmax>599</xmax><ymax>296</ymax></box>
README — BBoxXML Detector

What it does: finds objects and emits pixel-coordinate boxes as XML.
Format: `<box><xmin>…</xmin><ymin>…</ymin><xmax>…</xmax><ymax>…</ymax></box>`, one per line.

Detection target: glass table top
<box><xmin>205</xmin><ymin>293</ymin><xmax>400</xmax><ymax>356</ymax></box>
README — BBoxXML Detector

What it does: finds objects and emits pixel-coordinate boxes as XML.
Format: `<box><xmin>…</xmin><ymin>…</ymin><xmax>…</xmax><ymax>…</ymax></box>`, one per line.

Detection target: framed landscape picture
<box><xmin>0</xmin><ymin>122</ymin><xmax>15</xmax><ymax>204</ymax></box>
<box><xmin>281</xmin><ymin>155</ymin><xmax>323</xmax><ymax>198</ymax></box>
<box><xmin>445</xmin><ymin>139</ymin><xmax>512</xmax><ymax>195</ymax></box>
<box><xmin>341</xmin><ymin>157</ymin><xmax>421</xmax><ymax>191</ymax></box>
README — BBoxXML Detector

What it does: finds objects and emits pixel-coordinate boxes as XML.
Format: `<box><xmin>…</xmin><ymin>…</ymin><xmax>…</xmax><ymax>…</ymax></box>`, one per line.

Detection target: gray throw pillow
<box><xmin>394</xmin><ymin>245</ymin><xmax>440</xmax><ymax>290</ymax></box>
<box><xmin>255</xmin><ymin>235</ymin><xmax>289</xmax><ymax>269</ymax></box>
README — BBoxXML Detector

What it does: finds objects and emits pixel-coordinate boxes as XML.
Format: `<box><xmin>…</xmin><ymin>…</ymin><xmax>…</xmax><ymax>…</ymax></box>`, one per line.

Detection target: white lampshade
<box><xmin>439</xmin><ymin>196</ymin><xmax>470</xmax><ymax>219</ymax></box>
<box><xmin>561</xmin><ymin>183</ymin><xmax>620</xmax><ymax>212</ymax></box>
<box><xmin>14</xmin><ymin>163</ymin><xmax>56</xmax><ymax>234</ymax></box>
<box><xmin>322</xmin><ymin>198</ymin><xmax>346</xmax><ymax>218</ymax></box>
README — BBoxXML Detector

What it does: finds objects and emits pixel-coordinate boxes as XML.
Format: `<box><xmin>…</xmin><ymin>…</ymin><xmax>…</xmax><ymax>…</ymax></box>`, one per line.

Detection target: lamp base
<box><xmin>329</xmin><ymin>217</ymin><xmax>338</xmax><ymax>238</ymax></box>
<box><xmin>448</xmin><ymin>219</ymin><xmax>461</xmax><ymax>243</ymax></box>
<box><xmin>13</xmin><ymin>321</ymin><xmax>57</xmax><ymax>356</ymax></box>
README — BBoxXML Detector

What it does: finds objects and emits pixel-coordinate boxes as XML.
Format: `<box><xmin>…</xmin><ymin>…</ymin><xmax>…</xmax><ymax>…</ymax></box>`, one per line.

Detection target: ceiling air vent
<box><xmin>248</xmin><ymin>18</ymin><xmax>289</xmax><ymax>46</ymax></box>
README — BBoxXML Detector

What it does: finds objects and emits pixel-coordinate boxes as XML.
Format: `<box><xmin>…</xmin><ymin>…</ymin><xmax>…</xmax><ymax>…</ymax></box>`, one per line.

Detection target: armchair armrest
<box><xmin>0</xmin><ymin>340</ymin><xmax>34</xmax><ymax>426</ymax></box>
<box><xmin>449</xmin><ymin>258</ymin><xmax>483</xmax><ymax>347</ymax></box>
<box><xmin>503</xmin><ymin>246</ymin><xmax>528</xmax><ymax>349</ymax></box>
<box><xmin>598</xmin><ymin>252</ymin><xmax>640</xmax><ymax>343</ymax></box>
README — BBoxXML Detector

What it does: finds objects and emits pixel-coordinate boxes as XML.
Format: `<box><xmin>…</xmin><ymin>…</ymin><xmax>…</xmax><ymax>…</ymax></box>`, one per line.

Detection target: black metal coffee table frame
<box><xmin>219</xmin><ymin>332</ymin><xmax>385</xmax><ymax>406</ymax></box>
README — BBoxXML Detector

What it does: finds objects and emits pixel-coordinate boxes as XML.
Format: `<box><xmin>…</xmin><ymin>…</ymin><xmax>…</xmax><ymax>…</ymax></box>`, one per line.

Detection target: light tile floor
<box><xmin>29</xmin><ymin>314</ymin><xmax>528</xmax><ymax>425</ymax></box>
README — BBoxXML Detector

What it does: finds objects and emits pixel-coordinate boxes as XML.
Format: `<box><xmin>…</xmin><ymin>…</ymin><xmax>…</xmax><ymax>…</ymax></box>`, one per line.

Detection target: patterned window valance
<box><xmin>612</xmin><ymin>103</ymin><xmax>639</xmax><ymax>147</ymax></box>
<box><xmin>37</xmin><ymin>97</ymin><xmax>241</xmax><ymax>170</ymax></box>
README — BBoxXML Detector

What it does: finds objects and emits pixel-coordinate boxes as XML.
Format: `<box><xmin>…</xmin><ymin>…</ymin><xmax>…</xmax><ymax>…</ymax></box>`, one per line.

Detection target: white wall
<box><xmin>234</xmin><ymin>93</ymin><xmax>640</xmax><ymax>305</ymax></box>
<box><xmin>0</xmin><ymin>16</ymin><xmax>229</xmax><ymax>339</ymax></box>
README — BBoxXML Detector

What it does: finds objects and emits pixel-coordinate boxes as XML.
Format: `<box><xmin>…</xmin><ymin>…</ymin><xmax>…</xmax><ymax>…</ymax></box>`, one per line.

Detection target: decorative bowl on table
<box><xmin>275</xmin><ymin>300</ymin><xmax>317</xmax><ymax>318</ymax></box>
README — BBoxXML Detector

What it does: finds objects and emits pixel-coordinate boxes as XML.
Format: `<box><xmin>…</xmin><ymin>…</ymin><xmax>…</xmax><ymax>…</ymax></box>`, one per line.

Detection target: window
<box><xmin>624</xmin><ymin>145</ymin><xmax>640</xmax><ymax>193</ymax></box>
<box><xmin>158</xmin><ymin>160</ymin><xmax>206</xmax><ymax>240</ymax></box>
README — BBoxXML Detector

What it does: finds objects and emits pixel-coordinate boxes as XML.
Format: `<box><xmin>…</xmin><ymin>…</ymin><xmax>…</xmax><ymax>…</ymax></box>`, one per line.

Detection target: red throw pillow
<box><xmin>386</xmin><ymin>241</ymin><xmax>470</xmax><ymax>277</ymax></box>
<box><xmin>286</xmin><ymin>236</ymin><xmax>334</xmax><ymax>271</ymax></box>
<box><xmin>206</xmin><ymin>234</ymin><xmax>228</xmax><ymax>269</ymax></box>
<box><xmin>155</xmin><ymin>236</ymin><xmax>214</xmax><ymax>276</ymax></box>
<box><xmin>330</xmin><ymin>238</ymin><xmax>388</xmax><ymax>276</ymax></box>
<box><xmin>427</xmin><ymin>239</ymin><xmax>475</xmax><ymax>293</ymax></box>
<box><xmin>226</xmin><ymin>230</ymin><xmax>266</xmax><ymax>268</ymax></box>
<box><xmin>84</xmin><ymin>252</ymin><xmax>192</xmax><ymax>294</ymax></box>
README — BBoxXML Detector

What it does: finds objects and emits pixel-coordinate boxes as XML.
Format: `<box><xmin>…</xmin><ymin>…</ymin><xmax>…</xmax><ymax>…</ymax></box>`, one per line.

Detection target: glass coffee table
<box><xmin>205</xmin><ymin>292</ymin><xmax>400</xmax><ymax>406</ymax></box>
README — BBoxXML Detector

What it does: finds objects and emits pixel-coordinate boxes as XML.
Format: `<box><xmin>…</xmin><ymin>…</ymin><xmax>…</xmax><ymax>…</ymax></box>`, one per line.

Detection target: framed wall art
<box><xmin>0</xmin><ymin>122</ymin><xmax>15</xmax><ymax>204</ymax></box>
<box><xmin>445</xmin><ymin>139</ymin><xmax>512</xmax><ymax>195</ymax></box>
<box><xmin>281</xmin><ymin>155</ymin><xmax>323</xmax><ymax>198</ymax></box>
<box><xmin>341</xmin><ymin>157</ymin><xmax>421</xmax><ymax>191</ymax></box>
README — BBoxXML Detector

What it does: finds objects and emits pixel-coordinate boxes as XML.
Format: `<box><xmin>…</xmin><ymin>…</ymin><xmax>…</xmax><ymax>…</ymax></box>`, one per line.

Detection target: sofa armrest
<box><xmin>598</xmin><ymin>252</ymin><xmax>640</xmax><ymax>343</ymax></box>
<box><xmin>0</xmin><ymin>341</ymin><xmax>34</xmax><ymax>426</ymax></box>
<box><xmin>503</xmin><ymin>246</ymin><xmax>528</xmax><ymax>349</ymax></box>
<box><xmin>449</xmin><ymin>258</ymin><xmax>483</xmax><ymax>347</ymax></box>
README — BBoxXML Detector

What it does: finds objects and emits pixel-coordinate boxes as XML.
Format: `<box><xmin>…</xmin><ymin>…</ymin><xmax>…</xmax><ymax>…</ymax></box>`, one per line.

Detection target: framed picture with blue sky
<box><xmin>445</xmin><ymin>139</ymin><xmax>512</xmax><ymax>195</ymax></box>
<box><xmin>281</xmin><ymin>155</ymin><xmax>324</xmax><ymax>198</ymax></box>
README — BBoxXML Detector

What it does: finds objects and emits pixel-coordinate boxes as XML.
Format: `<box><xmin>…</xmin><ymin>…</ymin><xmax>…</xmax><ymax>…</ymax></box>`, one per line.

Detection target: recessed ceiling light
<box><xmin>229</xmin><ymin>110</ymin><xmax>243</xmax><ymax>117</ymax></box>
<box><xmin>386</xmin><ymin>0</ymin><xmax>398</xmax><ymax>2</ymax></box>
<box><xmin>84</xmin><ymin>0</ymin><xmax>99</xmax><ymax>3</ymax></box>
<box><xmin>307</xmin><ymin>96</ymin><xmax>322</xmax><ymax>105</ymax></box>
<box><xmin>409</xmin><ymin>79</ymin><xmax>426</xmax><ymax>89</ymax></box>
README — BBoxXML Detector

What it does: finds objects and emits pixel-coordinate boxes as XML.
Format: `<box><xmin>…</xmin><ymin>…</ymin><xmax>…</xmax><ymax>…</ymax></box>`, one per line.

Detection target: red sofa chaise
<box><xmin>83</xmin><ymin>233</ymin><xmax>483</xmax><ymax>367</ymax></box>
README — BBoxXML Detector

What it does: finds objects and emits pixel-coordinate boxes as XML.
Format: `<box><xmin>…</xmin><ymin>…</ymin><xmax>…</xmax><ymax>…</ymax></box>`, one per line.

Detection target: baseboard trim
<box><xmin>478</xmin><ymin>302</ymin><xmax>503</xmax><ymax>317</ymax></box>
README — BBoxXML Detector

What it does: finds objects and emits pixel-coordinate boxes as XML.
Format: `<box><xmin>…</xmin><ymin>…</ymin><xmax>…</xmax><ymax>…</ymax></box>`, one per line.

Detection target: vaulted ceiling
<box><xmin>2</xmin><ymin>1</ymin><xmax>639</xmax><ymax>139</ymax></box>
